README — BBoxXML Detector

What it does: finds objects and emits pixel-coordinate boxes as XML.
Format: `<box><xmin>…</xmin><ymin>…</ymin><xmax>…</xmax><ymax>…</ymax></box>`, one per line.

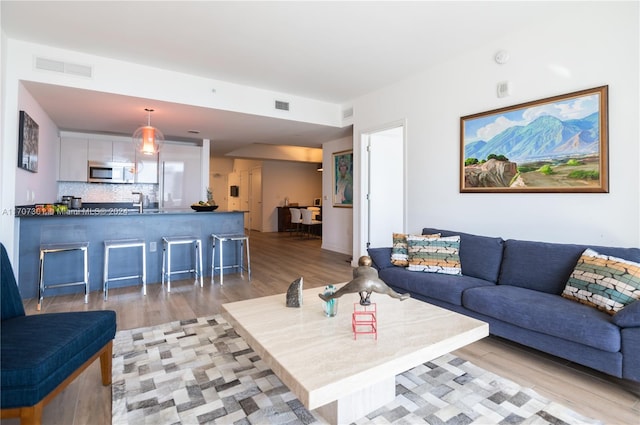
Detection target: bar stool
<box><xmin>211</xmin><ymin>233</ymin><xmax>251</xmax><ymax>285</ymax></box>
<box><xmin>38</xmin><ymin>241</ymin><xmax>89</xmax><ymax>311</ymax></box>
<box><xmin>103</xmin><ymin>239</ymin><xmax>146</xmax><ymax>300</ymax></box>
<box><xmin>161</xmin><ymin>236</ymin><xmax>203</xmax><ymax>292</ymax></box>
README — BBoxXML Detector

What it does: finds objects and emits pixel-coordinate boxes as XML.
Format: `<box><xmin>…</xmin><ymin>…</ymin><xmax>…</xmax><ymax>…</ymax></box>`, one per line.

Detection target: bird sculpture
<box><xmin>318</xmin><ymin>256</ymin><xmax>410</xmax><ymax>305</ymax></box>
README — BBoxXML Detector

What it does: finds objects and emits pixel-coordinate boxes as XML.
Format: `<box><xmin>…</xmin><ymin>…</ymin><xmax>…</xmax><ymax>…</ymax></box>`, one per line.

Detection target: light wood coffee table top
<box><xmin>222</xmin><ymin>284</ymin><xmax>488</xmax><ymax>424</ymax></box>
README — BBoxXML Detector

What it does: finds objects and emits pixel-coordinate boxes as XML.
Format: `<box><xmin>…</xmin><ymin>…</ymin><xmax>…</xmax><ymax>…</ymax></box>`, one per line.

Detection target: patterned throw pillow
<box><xmin>391</xmin><ymin>232</ymin><xmax>440</xmax><ymax>267</ymax></box>
<box><xmin>406</xmin><ymin>235</ymin><xmax>462</xmax><ymax>275</ymax></box>
<box><xmin>562</xmin><ymin>248</ymin><xmax>640</xmax><ymax>315</ymax></box>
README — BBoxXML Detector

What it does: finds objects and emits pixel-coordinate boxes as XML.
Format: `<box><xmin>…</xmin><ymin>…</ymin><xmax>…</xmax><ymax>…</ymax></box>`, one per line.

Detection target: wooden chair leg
<box><xmin>100</xmin><ymin>340</ymin><xmax>113</xmax><ymax>385</ymax></box>
<box><xmin>20</xmin><ymin>402</ymin><xmax>43</xmax><ymax>425</ymax></box>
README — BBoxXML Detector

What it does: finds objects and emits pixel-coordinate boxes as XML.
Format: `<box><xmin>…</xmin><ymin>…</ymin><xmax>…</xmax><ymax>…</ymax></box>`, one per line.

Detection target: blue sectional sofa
<box><xmin>368</xmin><ymin>227</ymin><xmax>640</xmax><ymax>383</ymax></box>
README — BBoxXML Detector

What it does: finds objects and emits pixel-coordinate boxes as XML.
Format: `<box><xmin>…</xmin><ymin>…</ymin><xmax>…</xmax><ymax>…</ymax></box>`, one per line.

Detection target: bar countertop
<box><xmin>15</xmin><ymin>203</ymin><xmax>243</xmax><ymax>217</ymax></box>
<box><xmin>16</xmin><ymin>206</ymin><xmax>246</xmax><ymax>300</ymax></box>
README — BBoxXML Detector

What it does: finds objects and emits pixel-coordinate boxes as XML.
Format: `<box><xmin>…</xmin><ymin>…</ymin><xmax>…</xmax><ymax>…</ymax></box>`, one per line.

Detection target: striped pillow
<box><xmin>407</xmin><ymin>235</ymin><xmax>462</xmax><ymax>275</ymax></box>
<box><xmin>562</xmin><ymin>248</ymin><xmax>640</xmax><ymax>315</ymax></box>
<box><xmin>391</xmin><ymin>232</ymin><xmax>440</xmax><ymax>267</ymax></box>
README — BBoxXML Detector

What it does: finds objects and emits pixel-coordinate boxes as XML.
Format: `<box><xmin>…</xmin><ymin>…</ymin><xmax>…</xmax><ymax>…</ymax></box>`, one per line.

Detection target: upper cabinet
<box><xmin>112</xmin><ymin>140</ymin><xmax>136</xmax><ymax>163</ymax></box>
<box><xmin>88</xmin><ymin>139</ymin><xmax>135</xmax><ymax>163</ymax></box>
<box><xmin>87</xmin><ymin>139</ymin><xmax>113</xmax><ymax>162</ymax></box>
<box><xmin>59</xmin><ymin>137</ymin><xmax>88</xmax><ymax>182</ymax></box>
<box><xmin>59</xmin><ymin>136</ymin><xmax>140</xmax><ymax>182</ymax></box>
<box><xmin>58</xmin><ymin>133</ymin><xmax>196</xmax><ymax>188</ymax></box>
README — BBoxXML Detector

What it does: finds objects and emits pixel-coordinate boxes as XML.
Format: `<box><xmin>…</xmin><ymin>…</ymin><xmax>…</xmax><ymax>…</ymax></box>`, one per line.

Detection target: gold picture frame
<box><xmin>460</xmin><ymin>86</ymin><xmax>608</xmax><ymax>193</ymax></box>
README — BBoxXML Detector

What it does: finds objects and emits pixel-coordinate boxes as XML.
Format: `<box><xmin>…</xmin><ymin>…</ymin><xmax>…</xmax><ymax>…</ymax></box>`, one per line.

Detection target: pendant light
<box><xmin>133</xmin><ymin>108</ymin><xmax>164</xmax><ymax>155</ymax></box>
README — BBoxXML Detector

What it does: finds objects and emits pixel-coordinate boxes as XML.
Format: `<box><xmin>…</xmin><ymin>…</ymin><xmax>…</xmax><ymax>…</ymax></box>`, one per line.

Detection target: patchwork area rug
<box><xmin>112</xmin><ymin>315</ymin><xmax>602</xmax><ymax>425</ymax></box>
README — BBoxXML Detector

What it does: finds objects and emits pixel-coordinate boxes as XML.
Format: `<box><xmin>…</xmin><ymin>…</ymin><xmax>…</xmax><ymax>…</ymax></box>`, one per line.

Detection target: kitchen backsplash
<box><xmin>57</xmin><ymin>182</ymin><xmax>158</xmax><ymax>203</ymax></box>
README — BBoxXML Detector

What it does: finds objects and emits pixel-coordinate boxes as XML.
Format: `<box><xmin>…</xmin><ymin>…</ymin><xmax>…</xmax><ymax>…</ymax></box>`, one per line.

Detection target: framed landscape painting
<box><xmin>18</xmin><ymin>110</ymin><xmax>39</xmax><ymax>173</ymax></box>
<box><xmin>333</xmin><ymin>150</ymin><xmax>353</xmax><ymax>207</ymax></box>
<box><xmin>460</xmin><ymin>86</ymin><xmax>608</xmax><ymax>193</ymax></box>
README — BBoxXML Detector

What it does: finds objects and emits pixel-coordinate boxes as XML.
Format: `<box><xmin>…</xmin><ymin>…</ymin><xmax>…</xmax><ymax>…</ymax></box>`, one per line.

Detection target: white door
<box><xmin>365</xmin><ymin>124</ymin><xmax>405</xmax><ymax>248</ymax></box>
<box><xmin>250</xmin><ymin>167</ymin><xmax>263</xmax><ymax>231</ymax></box>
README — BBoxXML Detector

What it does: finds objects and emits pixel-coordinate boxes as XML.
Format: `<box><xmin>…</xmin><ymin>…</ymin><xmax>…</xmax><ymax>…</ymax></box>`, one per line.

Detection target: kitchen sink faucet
<box><xmin>132</xmin><ymin>192</ymin><xmax>143</xmax><ymax>213</ymax></box>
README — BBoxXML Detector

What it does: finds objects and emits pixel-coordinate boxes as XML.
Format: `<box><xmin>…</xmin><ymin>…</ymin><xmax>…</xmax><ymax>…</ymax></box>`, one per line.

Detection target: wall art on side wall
<box><xmin>460</xmin><ymin>85</ymin><xmax>608</xmax><ymax>193</ymax></box>
<box><xmin>333</xmin><ymin>149</ymin><xmax>353</xmax><ymax>207</ymax></box>
<box><xmin>18</xmin><ymin>110</ymin><xmax>39</xmax><ymax>173</ymax></box>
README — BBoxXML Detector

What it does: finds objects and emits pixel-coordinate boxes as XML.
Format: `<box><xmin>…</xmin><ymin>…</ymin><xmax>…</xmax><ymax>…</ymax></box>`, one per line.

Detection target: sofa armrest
<box><xmin>367</xmin><ymin>247</ymin><xmax>393</xmax><ymax>270</ymax></box>
<box><xmin>612</xmin><ymin>299</ymin><xmax>640</xmax><ymax>328</ymax></box>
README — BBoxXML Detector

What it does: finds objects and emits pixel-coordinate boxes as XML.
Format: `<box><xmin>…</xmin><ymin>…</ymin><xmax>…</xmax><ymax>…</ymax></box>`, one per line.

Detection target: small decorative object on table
<box><xmin>322</xmin><ymin>284</ymin><xmax>338</xmax><ymax>317</ymax></box>
<box><xmin>286</xmin><ymin>277</ymin><xmax>303</xmax><ymax>308</ymax></box>
<box><xmin>352</xmin><ymin>303</ymin><xmax>377</xmax><ymax>339</ymax></box>
<box><xmin>318</xmin><ymin>256</ymin><xmax>410</xmax><ymax>306</ymax></box>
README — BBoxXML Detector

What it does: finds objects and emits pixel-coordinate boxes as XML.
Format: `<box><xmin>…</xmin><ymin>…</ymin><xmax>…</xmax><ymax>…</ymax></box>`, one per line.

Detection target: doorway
<box><xmin>363</xmin><ymin>123</ymin><xmax>405</xmax><ymax>249</ymax></box>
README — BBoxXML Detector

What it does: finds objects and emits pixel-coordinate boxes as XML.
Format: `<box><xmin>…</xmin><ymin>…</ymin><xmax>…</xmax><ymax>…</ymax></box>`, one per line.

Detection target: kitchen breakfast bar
<box><xmin>15</xmin><ymin>208</ymin><xmax>246</xmax><ymax>300</ymax></box>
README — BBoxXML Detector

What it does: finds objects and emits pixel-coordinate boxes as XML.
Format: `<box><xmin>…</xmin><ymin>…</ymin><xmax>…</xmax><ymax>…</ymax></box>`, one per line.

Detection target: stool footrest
<box><xmin>105</xmin><ymin>274</ymin><xmax>143</xmax><ymax>283</ymax></box>
<box><xmin>43</xmin><ymin>281</ymin><xmax>87</xmax><ymax>290</ymax></box>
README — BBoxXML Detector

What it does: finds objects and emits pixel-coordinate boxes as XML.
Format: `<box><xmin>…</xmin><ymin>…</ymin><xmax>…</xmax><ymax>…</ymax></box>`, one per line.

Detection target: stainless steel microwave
<box><xmin>87</xmin><ymin>161</ymin><xmax>135</xmax><ymax>183</ymax></box>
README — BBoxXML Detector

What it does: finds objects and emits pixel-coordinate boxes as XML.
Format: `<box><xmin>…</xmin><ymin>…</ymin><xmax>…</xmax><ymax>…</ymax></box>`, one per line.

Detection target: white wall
<box><xmin>210</xmin><ymin>157</ymin><xmax>234</xmax><ymax>209</ymax></box>
<box><xmin>352</xmin><ymin>2</ymin><xmax>639</xmax><ymax>259</ymax></box>
<box><xmin>322</xmin><ymin>136</ymin><xmax>354</xmax><ymax>256</ymax></box>
<box><xmin>15</xmin><ymin>83</ymin><xmax>59</xmax><ymax>206</ymax></box>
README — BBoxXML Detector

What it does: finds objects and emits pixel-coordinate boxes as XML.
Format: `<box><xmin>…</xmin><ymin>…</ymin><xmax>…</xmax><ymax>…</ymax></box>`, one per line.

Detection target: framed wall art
<box><xmin>333</xmin><ymin>150</ymin><xmax>353</xmax><ymax>207</ymax></box>
<box><xmin>460</xmin><ymin>85</ymin><xmax>608</xmax><ymax>193</ymax></box>
<box><xmin>18</xmin><ymin>110</ymin><xmax>39</xmax><ymax>173</ymax></box>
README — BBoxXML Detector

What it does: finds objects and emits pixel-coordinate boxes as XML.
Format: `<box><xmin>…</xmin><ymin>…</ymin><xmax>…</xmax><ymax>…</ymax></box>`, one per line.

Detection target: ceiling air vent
<box><xmin>35</xmin><ymin>56</ymin><xmax>93</xmax><ymax>78</ymax></box>
<box><xmin>342</xmin><ymin>107</ymin><xmax>354</xmax><ymax>119</ymax></box>
<box><xmin>275</xmin><ymin>100</ymin><xmax>290</xmax><ymax>111</ymax></box>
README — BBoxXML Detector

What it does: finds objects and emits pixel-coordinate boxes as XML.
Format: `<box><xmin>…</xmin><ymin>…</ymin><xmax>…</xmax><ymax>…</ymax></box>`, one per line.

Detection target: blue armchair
<box><xmin>0</xmin><ymin>243</ymin><xmax>116</xmax><ymax>424</ymax></box>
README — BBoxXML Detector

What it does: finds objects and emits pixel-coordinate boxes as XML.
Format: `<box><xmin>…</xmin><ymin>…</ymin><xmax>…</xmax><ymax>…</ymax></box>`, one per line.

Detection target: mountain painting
<box><xmin>460</xmin><ymin>86</ymin><xmax>608</xmax><ymax>193</ymax></box>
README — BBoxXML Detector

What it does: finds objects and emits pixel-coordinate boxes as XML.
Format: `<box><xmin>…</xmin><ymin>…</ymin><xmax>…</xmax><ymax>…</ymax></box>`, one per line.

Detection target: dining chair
<box><xmin>289</xmin><ymin>208</ymin><xmax>302</xmax><ymax>237</ymax></box>
<box><xmin>300</xmin><ymin>208</ymin><xmax>322</xmax><ymax>238</ymax></box>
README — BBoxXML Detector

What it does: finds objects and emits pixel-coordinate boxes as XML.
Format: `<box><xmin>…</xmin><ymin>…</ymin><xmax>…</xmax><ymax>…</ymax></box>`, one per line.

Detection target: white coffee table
<box><xmin>222</xmin><ymin>285</ymin><xmax>488</xmax><ymax>424</ymax></box>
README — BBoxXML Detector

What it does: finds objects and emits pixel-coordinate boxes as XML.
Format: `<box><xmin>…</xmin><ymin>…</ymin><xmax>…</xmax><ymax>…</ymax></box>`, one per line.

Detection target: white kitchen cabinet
<box><xmin>87</xmin><ymin>139</ymin><xmax>113</xmax><ymax>162</ymax></box>
<box><xmin>112</xmin><ymin>140</ymin><xmax>136</xmax><ymax>163</ymax></box>
<box><xmin>88</xmin><ymin>139</ymin><xmax>135</xmax><ymax>163</ymax></box>
<box><xmin>159</xmin><ymin>144</ymin><xmax>202</xmax><ymax>209</ymax></box>
<box><xmin>59</xmin><ymin>137</ymin><xmax>88</xmax><ymax>181</ymax></box>
<box><xmin>135</xmin><ymin>151</ymin><xmax>159</xmax><ymax>184</ymax></box>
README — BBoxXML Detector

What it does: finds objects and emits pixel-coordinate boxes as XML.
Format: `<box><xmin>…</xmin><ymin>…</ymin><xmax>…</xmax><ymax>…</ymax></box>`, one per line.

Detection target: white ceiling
<box><xmin>1</xmin><ymin>1</ymin><xmax>576</xmax><ymax>157</ymax></box>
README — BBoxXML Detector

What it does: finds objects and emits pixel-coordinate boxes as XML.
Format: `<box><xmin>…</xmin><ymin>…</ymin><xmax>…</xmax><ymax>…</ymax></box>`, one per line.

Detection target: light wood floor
<box><xmin>10</xmin><ymin>231</ymin><xmax>640</xmax><ymax>425</ymax></box>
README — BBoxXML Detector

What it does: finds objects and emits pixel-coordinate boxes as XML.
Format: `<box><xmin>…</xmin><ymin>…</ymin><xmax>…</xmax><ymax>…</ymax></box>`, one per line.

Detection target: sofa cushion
<box><xmin>499</xmin><ymin>240</ymin><xmax>640</xmax><ymax>295</ymax></box>
<box><xmin>407</xmin><ymin>235</ymin><xmax>462</xmax><ymax>275</ymax></box>
<box><xmin>1</xmin><ymin>310</ymin><xmax>117</xmax><ymax>408</ymax></box>
<box><xmin>499</xmin><ymin>240</ymin><xmax>586</xmax><ymax>294</ymax></box>
<box><xmin>562</xmin><ymin>248</ymin><xmax>640</xmax><ymax>315</ymax></box>
<box><xmin>463</xmin><ymin>285</ymin><xmax>620</xmax><ymax>352</ymax></box>
<box><xmin>613</xmin><ymin>300</ymin><xmax>640</xmax><ymax>328</ymax></box>
<box><xmin>391</xmin><ymin>232</ymin><xmax>440</xmax><ymax>267</ymax></box>
<box><xmin>422</xmin><ymin>228</ymin><xmax>504</xmax><ymax>283</ymax></box>
<box><xmin>368</xmin><ymin>247</ymin><xmax>394</xmax><ymax>270</ymax></box>
<box><xmin>379</xmin><ymin>266</ymin><xmax>493</xmax><ymax>306</ymax></box>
